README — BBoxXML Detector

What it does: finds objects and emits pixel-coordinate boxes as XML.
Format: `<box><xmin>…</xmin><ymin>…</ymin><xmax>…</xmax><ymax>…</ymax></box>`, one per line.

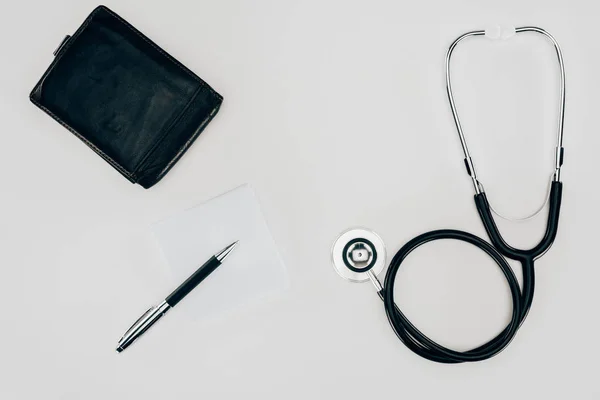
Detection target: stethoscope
<box><xmin>331</xmin><ymin>26</ymin><xmax>565</xmax><ymax>363</ymax></box>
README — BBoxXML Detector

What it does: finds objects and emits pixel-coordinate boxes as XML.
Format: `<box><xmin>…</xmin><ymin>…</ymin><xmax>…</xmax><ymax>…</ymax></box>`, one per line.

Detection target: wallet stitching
<box><xmin>154</xmin><ymin>102</ymin><xmax>221</xmax><ymax>182</ymax></box>
<box><xmin>131</xmin><ymin>84</ymin><xmax>205</xmax><ymax>177</ymax></box>
<box><xmin>100</xmin><ymin>6</ymin><xmax>222</xmax><ymax>103</ymax></box>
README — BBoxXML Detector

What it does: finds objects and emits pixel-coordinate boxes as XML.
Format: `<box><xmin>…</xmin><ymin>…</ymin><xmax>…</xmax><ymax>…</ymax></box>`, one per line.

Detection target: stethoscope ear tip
<box><xmin>331</xmin><ymin>228</ymin><xmax>386</xmax><ymax>283</ymax></box>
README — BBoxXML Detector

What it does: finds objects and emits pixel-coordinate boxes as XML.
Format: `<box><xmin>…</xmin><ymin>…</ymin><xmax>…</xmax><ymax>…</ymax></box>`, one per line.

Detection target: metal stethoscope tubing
<box><xmin>446</xmin><ymin>26</ymin><xmax>566</xmax><ymax>193</ymax></box>
<box><xmin>445</xmin><ymin>26</ymin><xmax>565</xmax><ymax>335</ymax></box>
<box><xmin>446</xmin><ymin>26</ymin><xmax>565</xmax><ymax>266</ymax></box>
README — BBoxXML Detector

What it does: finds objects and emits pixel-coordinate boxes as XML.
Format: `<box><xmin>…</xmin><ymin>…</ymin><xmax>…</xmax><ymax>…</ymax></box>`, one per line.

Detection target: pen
<box><xmin>116</xmin><ymin>241</ymin><xmax>239</xmax><ymax>353</ymax></box>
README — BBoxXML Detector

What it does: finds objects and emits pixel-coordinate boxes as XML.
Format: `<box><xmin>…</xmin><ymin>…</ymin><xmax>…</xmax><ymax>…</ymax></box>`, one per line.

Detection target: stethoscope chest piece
<box><xmin>331</xmin><ymin>228</ymin><xmax>386</xmax><ymax>283</ymax></box>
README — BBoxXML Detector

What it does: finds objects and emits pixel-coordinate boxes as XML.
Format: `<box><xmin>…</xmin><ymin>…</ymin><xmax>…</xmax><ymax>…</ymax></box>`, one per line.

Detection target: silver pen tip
<box><xmin>216</xmin><ymin>241</ymin><xmax>239</xmax><ymax>263</ymax></box>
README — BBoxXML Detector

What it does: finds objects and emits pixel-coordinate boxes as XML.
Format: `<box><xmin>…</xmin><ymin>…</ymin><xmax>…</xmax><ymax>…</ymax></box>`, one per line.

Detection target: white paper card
<box><xmin>152</xmin><ymin>184</ymin><xmax>288</xmax><ymax>321</ymax></box>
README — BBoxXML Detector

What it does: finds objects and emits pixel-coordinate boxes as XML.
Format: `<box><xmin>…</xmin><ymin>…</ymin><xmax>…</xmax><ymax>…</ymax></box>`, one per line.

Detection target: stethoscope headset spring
<box><xmin>332</xmin><ymin>26</ymin><xmax>565</xmax><ymax>364</ymax></box>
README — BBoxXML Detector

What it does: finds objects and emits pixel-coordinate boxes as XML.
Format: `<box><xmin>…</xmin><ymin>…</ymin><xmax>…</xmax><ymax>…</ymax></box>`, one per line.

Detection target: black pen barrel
<box><xmin>165</xmin><ymin>256</ymin><xmax>221</xmax><ymax>307</ymax></box>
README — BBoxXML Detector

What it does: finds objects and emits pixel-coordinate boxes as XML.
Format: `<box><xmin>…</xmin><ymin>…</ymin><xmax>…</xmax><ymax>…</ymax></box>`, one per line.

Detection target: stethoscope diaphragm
<box><xmin>331</xmin><ymin>228</ymin><xmax>386</xmax><ymax>283</ymax></box>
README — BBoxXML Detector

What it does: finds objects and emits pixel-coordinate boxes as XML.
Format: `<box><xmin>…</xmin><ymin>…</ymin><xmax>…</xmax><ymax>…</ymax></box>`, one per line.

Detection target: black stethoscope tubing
<box><xmin>375</xmin><ymin>27</ymin><xmax>565</xmax><ymax>363</ymax></box>
<box><xmin>381</xmin><ymin>181</ymin><xmax>562</xmax><ymax>363</ymax></box>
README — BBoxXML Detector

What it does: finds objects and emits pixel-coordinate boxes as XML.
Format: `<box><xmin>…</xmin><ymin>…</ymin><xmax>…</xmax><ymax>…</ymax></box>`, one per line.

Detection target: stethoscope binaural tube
<box><xmin>446</xmin><ymin>26</ymin><xmax>566</xmax><ymax>199</ymax></box>
<box><xmin>444</xmin><ymin>26</ymin><xmax>565</xmax><ymax>358</ymax></box>
<box><xmin>446</xmin><ymin>26</ymin><xmax>565</xmax><ymax>265</ymax></box>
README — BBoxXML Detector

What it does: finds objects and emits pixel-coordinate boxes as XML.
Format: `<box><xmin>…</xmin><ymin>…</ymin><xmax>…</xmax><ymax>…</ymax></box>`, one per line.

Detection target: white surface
<box><xmin>1</xmin><ymin>0</ymin><xmax>599</xmax><ymax>399</ymax></box>
<box><xmin>152</xmin><ymin>184</ymin><xmax>288</xmax><ymax>321</ymax></box>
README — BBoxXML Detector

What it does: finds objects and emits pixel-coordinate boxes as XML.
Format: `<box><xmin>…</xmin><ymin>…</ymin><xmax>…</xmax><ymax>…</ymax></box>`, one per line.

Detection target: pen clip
<box><xmin>119</xmin><ymin>306</ymin><xmax>156</xmax><ymax>341</ymax></box>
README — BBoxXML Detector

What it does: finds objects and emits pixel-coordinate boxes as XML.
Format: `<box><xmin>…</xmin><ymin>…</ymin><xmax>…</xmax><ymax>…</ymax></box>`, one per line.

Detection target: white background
<box><xmin>1</xmin><ymin>0</ymin><xmax>599</xmax><ymax>398</ymax></box>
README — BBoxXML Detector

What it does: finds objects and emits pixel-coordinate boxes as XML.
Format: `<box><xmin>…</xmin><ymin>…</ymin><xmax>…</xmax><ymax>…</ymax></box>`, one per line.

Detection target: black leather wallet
<box><xmin>30</xmin><ymin>5</ymin><xmax>223</xmax><ymax>188</ymax></box>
